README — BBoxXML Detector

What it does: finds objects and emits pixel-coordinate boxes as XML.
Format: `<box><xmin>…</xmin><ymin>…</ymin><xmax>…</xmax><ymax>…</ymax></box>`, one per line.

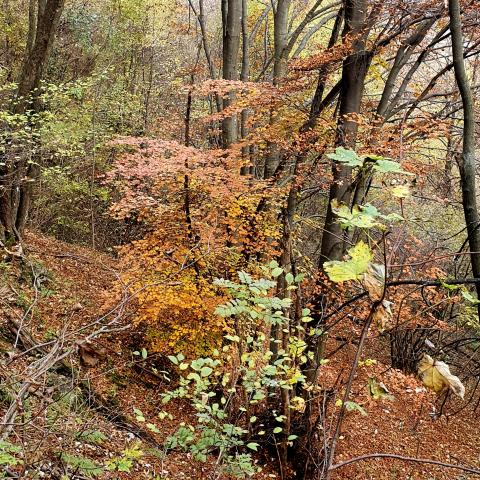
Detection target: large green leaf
<box><xmin>361</xmin><ymin>203</ymin><xmax>403</xmax><ymax>223</ymax></box>
<box><xmin>372</xmin><ymin>159</ymin><xmax>413</xmax><ymax>175</ymax></box>
<box><xmin>324</xmin><ymin>241</ymin><xmax>373</xmax><ymax>283</ymax></box>
<box><xmin>332</xmin><ymin>201</ymin><xmax>403</xmax><ymax>229</ymax></box>
<box><xmin>332</xmin><ymin>201</ymin><xmax>380</xmax><ymax>229</ymax></box>
<box><xmin>327</xmin><ymin>147</ymin><xmax>363</xmax><ymax>167</ymax></box>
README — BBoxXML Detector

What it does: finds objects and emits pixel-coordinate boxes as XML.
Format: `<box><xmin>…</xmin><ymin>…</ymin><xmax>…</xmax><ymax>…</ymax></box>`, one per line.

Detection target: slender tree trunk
<box><xmin>264</xmin><ymin>0</ymin><xmax>291</xmax><ymax>179</ymax></box>
<box><xmin>444</xmin><ymin>118</ymin><xmax>457</xmax><ymax>196</ymax></box>
<box><xmin>240</xmin><ymin>0</ymin><xmax>251</xmax><ymax>175</ymax></box>
<box><xmin>319</xmin><ymin>0</ymin><xmax>369</xmax><ymax>265</ymax></box>
<box><xmin>222</xmin><ymin>0</ymin><xmax>241</xmax><ymax>148</ymax></box>
<box><xmin>191</xmin><ymin>0</ymin><xmax>223</xmax><ymax>113</ymax></box>
<box><xmin>376</xmin><ymin>17</ymin><xmax>437</xmax><ymax>118</ymax></box>
<box><xmin>449</xmin><ymin>0</ymin><xmax>480</xmax><ymax>316</ymax></box>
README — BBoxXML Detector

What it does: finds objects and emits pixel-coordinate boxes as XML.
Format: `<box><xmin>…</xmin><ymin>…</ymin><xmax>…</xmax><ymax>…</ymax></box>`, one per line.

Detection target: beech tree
<box><xmin>222</xmin><ymin>0</ymin><xmax>241</xmax><ymax>147</ymax></box>
<box><xmin>449</xmin><ymin>0</ymin><xmax>480</xmax><ymax>316</ymax></box>
<box><xmin>0</xmin><ymin>0</ymin><xmax>65</xmax><ymax>244</ymax></box>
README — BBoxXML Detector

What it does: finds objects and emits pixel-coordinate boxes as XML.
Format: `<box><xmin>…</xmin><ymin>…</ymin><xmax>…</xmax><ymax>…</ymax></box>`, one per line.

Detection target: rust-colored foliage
<box><xmin>106</xmin><ymin>136</ymin><xmax>282</xmax><ymax>355</ymax></box>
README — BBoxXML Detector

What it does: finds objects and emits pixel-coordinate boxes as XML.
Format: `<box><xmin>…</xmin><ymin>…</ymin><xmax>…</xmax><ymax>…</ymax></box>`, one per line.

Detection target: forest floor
<box><xmin>1</xmin><ymin>232</ymin><xmax>479</xmax><ymax>479</ymax></box>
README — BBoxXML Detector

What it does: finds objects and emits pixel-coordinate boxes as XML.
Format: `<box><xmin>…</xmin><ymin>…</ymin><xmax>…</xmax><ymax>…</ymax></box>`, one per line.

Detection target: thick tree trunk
<box><xmin>319</xmin><ymin>0</ymin><xmax>369</xmax><ymax>264</ymax></box>
<box><xmin>449</xmin><ymin>0</ymin><xmax>480</xmax><ymax>316</ymax></box>
<box><xmin>222</xmin><ymin>0</ymin><xmax>241</xmax><ymax>148</ymax></box>
<box><xmin>0</xmin><ymin>0</ymin><xmax>64</xmax><ymax>243</ymax></box>
<box><xmin>14</xmin><ymin>0</ymin><xmax>64</xmax><ymax>114</ymax></box>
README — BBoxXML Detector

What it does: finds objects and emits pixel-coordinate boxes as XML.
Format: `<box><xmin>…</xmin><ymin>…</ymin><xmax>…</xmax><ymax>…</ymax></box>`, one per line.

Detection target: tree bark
<box><xmin>0</xmin><ymin>0</ymin><xmax>64</xmax><ymax>243</ymax></box>
<box><xmin>264</xmin><ymin>0</ymin><xmax>291</xmax><ymax>178</ymax></box>
<box><xmin>222</xmin><ymin>0</ymin><xmax>242</xmax><ymax>148</ymax></box>
<box><xmin>240</xmin><ymin>0</ymin><xmax>252</xmax><ymax>175</ymax></box>
<box><xmin>377</xmin><ymin>17</ymin><xmax>437</xmax><ymax>118</ymax></box>
<box><xmin>319</xmin><ymin>0</ymin><xmax>370</xmax><ymax>264</ymax></box>
<box><xmin>448</xmin><ymin>0</ymin><xmax>480</xmax><ymax>316</ymax></box>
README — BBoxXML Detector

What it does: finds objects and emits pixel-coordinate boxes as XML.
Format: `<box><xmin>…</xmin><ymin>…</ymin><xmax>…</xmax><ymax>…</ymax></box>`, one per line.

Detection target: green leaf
<box><xmin>324</xmin><ymin>241</ymin><xmax>373</xmax><ymax>283</ymax></box>
<box><xmin>285</xmin><ymin>273</ymin><xmax>294</xmax><ymax>285</ymax></box>
<box><xmin>238</xmin><ymin>271</ymin><xmax>253</xmax><ymax>284</ymax></box>
<box><xmin>225</xmin><ymin>334</ymin><xmax>240</xmax><ymax>343</ymax></box>
<box><xmin>332</xmin><ymin>200</ymin><xmax>380</xmax><ymax>229</ymax></box>
<box><xmin>372</xmin><ymin>159</ymin><xmax>413</xmax><ymax>175</ymax></box>
<box><xmin>344</xmin><ymin>401</ymin><xmax>368</xmax><ymax>416</ymax></box>
<box><xmin>168</xmin><ymin>355</ymin><xmax>179</xmax><ymax>365</ymax></box>
<box><xmin>333</xmin><ymin>201</ymin><xmax>403</xmax><ymax>230</ymax></box>
<box><xmin>146</xmin><ymin>423</ymin><xmax>161</xmax><ymax>434</ymax></box>
<box><xmin>271</xmin><ymin>267</ymin><xmax>284</xmax><ymax>277</ymax></box>
<box><xmin>269</xmin><ymin>260</ymin><xmax>280</xmax><ymax>269</ymax></box>
<box><xmin>461</xmin><ymin>289</ymin><xmax>480</xmax><ymax>305</ymax></box>
<box><xmin>75</xmin><ymin>430</ymin><xmax>107</xmax><ymax>445</ymax></box>
<box><xmin>273</xmin><ymin>427</ymin><xmax>282</xmax><ymax>434</ymax></box>
<box><xmin>133</xmin><ymin>408</ymin><xmax>145</xmax><ymax>422</ymax></box>
<box><xmin>200</xmin><ymin>366</ymin><xmax>213</xmax><ymax>377</ymax></box>
<box><xmin>141</xmin><ymin>348</ymin><xmax>148</xmax><ymax>359</ymax></box>
<box><xmin>441</xmin><ymin>281</ymin><xmax>460</xmax><ymax>291</ymax></box>
<box><xmin>187</xmin><ymin>372</ymin><xmax>201</xmax><ymax>382</ymax></box>
<box><xmin>327</xmin><ymin>147</ymin><xmax>363</xmax><ymax>167</ymax></box>
<box><xmin>295</xmin><ymin>273</ymin><xmax>305</xmax><ymax>282</ymax></box>
<box><xmin>60</xmin><ymin>453</ymin><xmax>103</xmax><ymax>476</ymax></box>
<box><xmin>246</xmin><ymin>442</ymin><xmax>259</xmax><ymax>451</ymax></box>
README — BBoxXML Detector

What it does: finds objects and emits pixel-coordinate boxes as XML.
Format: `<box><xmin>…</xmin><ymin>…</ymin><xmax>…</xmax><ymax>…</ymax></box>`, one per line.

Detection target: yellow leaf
<box><xmin>391</xmin><ymin>185</ymin><xmax>410</xmax><ymax>198</ymax></box>
<box><xmin>324</xmin><ymin>241</ymin><xmax>373</xmax><ymax>283</ymax></box>
<box><xmin>417</xmin><ymin>354</ymin><xmax>465</xmax><ymax>399</ymax></box>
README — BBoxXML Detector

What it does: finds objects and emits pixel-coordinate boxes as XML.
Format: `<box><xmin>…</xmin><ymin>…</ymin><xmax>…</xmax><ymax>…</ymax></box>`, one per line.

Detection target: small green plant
<box><xmin>60</xmin><ymin>452</ymin><xmax>103</xmax><ymax>478</ymax></box>
<box><xmin>106</xmin><ymin>442</ymin><xmax>144</xmax><ymax>473</ymax></box>
<box><xmin>0</xmin><ymin>440</ymin><xmax>22</xmax><ymax>475</ymax></box>
<box><xmin>335</xmin><ymin>399</ymin><xmax>367</xmax><ymax>416</ymax></box>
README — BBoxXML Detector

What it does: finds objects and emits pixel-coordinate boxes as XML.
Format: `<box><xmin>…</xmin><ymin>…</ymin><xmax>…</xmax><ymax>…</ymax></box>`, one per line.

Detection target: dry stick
<box><xmin>323</xmin><ymin>302</ymin><xmax>378</xmax><ymax>479</ymax></box>
<box><xmin>329</xmin><ymin>453</ymin><xmax>480</xmax><ymax>476</ymax></box>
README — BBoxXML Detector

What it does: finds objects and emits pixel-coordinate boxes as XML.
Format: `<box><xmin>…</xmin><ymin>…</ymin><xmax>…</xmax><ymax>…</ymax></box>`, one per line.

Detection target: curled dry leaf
<box><xmin>372</xmin><ymin>299</ymin><xmax>393</xmax><ymax>332</ymax></box>
<box><xmin>79</xmin><ymin>342</ymin><xmax>106</xmax><ymax>368</ymax></box>
<box><xmin>417</xmin><ymin>354</ymin><xmax>465</xmax><ymax>399</ymax></box>
<box><xmin>362</xmin><ymin>263</ymin><xmax>385</xmax><ymax>301</ymax></box>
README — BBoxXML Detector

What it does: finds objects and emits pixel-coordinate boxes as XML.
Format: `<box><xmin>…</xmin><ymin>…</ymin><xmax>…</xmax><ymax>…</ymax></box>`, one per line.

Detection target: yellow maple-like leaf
<box><xmin>417</xmin><ymin>354</ymin><xmax>465</xmax><ymax>399</ymax></box>
<box><xmin>324</xmin><ymin>241</ymin><xmax>373</xmax><ymax>283</ymax></box>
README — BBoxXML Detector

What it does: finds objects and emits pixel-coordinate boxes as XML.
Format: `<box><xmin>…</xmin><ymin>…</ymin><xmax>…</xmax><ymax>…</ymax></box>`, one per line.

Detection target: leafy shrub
<box><xmin>149</xmin><ymin>267</ymin><xmax>314</xmax><ymax>477</ymax></box>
